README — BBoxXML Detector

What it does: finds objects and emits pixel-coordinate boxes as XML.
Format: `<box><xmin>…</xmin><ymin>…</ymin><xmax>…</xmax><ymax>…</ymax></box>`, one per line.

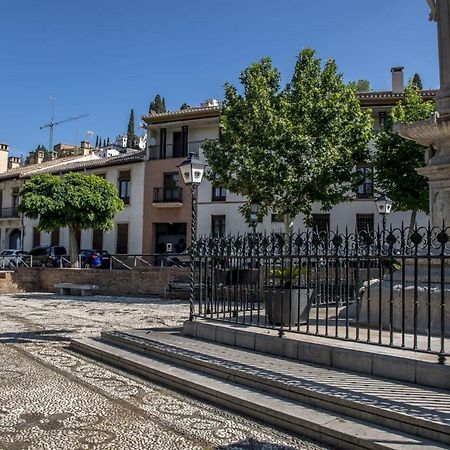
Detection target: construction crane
<box><xmin>40</xmin><ymin>113</ymin><xmax>89</xmax><ymax>152</ymax></box>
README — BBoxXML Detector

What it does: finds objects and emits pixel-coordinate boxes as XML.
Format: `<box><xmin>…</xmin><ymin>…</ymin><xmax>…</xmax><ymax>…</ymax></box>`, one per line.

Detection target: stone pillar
<box><xmin>436</xmin><ymin>0</ymin><xmax>450</xmax><ymax>116</ymax></box>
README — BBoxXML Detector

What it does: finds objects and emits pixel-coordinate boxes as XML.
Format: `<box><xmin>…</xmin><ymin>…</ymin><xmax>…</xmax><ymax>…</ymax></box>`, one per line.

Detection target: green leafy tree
<box><xmin>148</xmin><ymin>95</ymin><xmax>167</xmax><ymax>114</ymax></box>
<box><xmin>373</xmin><ymin>85</ymin><xmax>435</xmax><ymax>228</ymax></box>
<box><xmin>180</xmin><ymin>103</ymin><xmax>190</xmax><ymax>110</ymax></box>
<box><xmin>19</xmin><ymin>173</ymin><xmax>124</xmax><ymax>266</ymax></box>
<box><xmin>350</xmin><ymin>79</ymin><xmax>371</xmax><ymax>92</ymax></box>
<box><xmin>203</xmin><ymin>48</ymin><xmax>373</xmax><ymax>232</ymax></box>
<box><xmin>410</xmin><ymin>73</ymin><xmax>423</xmax><ymax>90</ymax></box>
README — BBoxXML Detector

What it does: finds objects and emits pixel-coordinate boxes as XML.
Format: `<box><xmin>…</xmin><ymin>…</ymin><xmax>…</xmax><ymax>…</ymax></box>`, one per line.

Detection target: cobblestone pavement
<box><xmin>0</xmin><ymin>293</ymin><xmax>331</xmax><ymax>450</ymax></box>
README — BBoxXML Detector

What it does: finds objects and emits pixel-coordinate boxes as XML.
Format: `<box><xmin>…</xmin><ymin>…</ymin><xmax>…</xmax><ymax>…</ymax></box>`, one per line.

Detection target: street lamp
<box><xmin>178</xmin><ymin>152</ymin><xmax>206</xmax><ymax>320</ymax></box>
<box><xmin>375</xmin><ymin>194</ymin><xmax>393</xmax><ymax>241</ymax></box>
<box><xmin>250</xmin><ymin>201</ymin><xmax>260</xmax><ymax>234</ymax></box>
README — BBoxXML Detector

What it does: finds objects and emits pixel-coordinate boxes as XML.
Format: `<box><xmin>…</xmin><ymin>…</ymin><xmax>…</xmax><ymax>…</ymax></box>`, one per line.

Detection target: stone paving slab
<box><xmin>0</xmin><ymin>293</ymin><xmax>329</xmax><ymax>450</ymax></box>
<box><xmin>110</xmin><ymin>329</ymin><xmax>450</xmax><ymax>432</ymax></box>
<box><xmin>72</xmin><ymin>336</ymin><xmax>449</xmax><ymax>450</ymax></box>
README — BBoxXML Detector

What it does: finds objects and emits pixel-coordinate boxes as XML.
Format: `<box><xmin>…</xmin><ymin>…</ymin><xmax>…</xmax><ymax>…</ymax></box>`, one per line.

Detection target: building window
<box><xmin>116</xmin><ymin>223</ymin><xmax>129</xmax><ymax>254</ymax></box>
<box><xmin>92</xmin><ymin>229</ymin><xmax>103</xmax><ymax>251</ymax></box>
<box><xmin>161</xmin><ymin>172</ymin><xmax>181</xmax><ymax>202</ymax></box>
<box><xmin>32</xmin><ymin>227</ymin><xmax>41</xmax><ymax>248</ymax></box>
<box><xmin>211</xmin><ymin>215</ymin><xmax>226</xmax><ymax>238</ymax></box>
<box><xmin>378</xmin><ymin>111</ymin><xmax>388</xmax><ymax>131</ymax></box>
<box><xmin>118</xmin><ymin>170</ymin><xmax>131</xmax><ymax>204</ymax></box>
<box><xmin>212</xmin><ymin>186</ymin><xmax>226</xmax><ymax>201</ymax></box>
<box><xmin>356</xmin><ymin>214</ymin><xmax>374</xmax><ymax>234</ymax></box>
<box><xmin>271</xmin><ymin>213</ymin><xmax>283</xmax><ymax>223</ymax></box>
<box><xmin>356</xmin><ymin>166</ymin><xmax>374</xmax><ymax>199</ymax></box>
<box><xmin>12</xmin><ymin>187</ymin><xmax>20</xmax><ymax>212</ymax></box>
<box><xmin>172</xmin><ymin>131</ymin><xmax>184</xmax><ymax>158</ymax></box>
<box><xmin>51</xmin><ymin>229</ymin><xmax>59</xmax><ymax>246</ymax></box>
<box><xmin>312</xmin><ymin>214</ymin><xmax>330</xmax><ymax>233</ymax></box>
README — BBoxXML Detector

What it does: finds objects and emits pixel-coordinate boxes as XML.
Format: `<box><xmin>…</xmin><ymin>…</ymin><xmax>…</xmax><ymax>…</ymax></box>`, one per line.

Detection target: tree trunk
<box><xmin>68</xmin><ymin>227</ymin><xmax>79</xmax><ymax>268</ymax></box>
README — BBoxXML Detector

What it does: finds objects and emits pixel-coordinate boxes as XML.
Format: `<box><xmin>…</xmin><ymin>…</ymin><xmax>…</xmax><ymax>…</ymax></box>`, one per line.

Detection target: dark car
<box><xmin>28</xmin><ymin>245</ymin><xmax>68</xmax><ymax>267</ymax></box>
<box><xmin>79</xmin><ymin>249</ymin><xmax>111</xmax><ymax>269</ymax></box>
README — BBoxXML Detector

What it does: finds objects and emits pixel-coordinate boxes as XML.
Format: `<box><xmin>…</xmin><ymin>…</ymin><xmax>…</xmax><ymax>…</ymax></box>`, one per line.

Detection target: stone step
<box><xmin>70</xmin><ymin>336</ymin><xmax>447</xmax><ymax>450</ymax></box>
<box><xmin>184</xmin><ymin>320</ymin><xmax>450</xmax><ymax>390</ymax></box>
<box><xmin>98</xmin><ymin>329</ymin><xmax>450</xmax><ymax>447</ymax></box>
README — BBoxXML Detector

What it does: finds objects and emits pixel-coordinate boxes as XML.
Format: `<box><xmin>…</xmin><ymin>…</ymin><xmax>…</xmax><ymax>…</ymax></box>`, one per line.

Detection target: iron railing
<box><xmin>192</xmin><ymin>226</ymin><xmax>450</xmax><ymax>363</ymax></box>
<box><xmin>153</xmin><ymin>187</ymin><xmax>183</xmax><ymax>203</ymax></box>
<box><xmin>0</xmin><ymin>207</ymin><xmax>20</xmax><ymax>218</ymax></box>
<box><xmin>0</xmin><ymin>253</ymin><xmax>189</xmax><ymax>270</ymax></box>
<box><xmin>148</xmin><ymin>140</ymin><xmax>204</xmax><ymax>160</ymax></box>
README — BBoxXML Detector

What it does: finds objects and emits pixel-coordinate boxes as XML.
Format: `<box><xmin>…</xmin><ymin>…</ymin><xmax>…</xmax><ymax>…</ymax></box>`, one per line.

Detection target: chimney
<box><xmin>391</xmin><ymin>67</ymin><xmax>405</xmax><ymax>93</ymax></box>
<box><xmin>8</xmin><ymin>156</ymin><xmax>21</xmax><ymax>170</ymax></box>
<box><xmin>0</xmin><ymin>143</ymin><xmax>9</xmax><ymax>173</ymax></box>
<box><xmin>80</xmin><ymin>140</ymin><xmax>91</xmax><ymax>155</ymax></box>
<box><xmin>28</xmin><ymin>150</ymin><xmax>45</xmax><ymax>165</ymax></box>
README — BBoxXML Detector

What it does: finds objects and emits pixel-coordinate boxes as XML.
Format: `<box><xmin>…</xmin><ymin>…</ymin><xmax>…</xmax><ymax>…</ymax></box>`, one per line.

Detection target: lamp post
<box><xmin>178</xmin><ymin>152</ymin><xmax>206</xmax><ymax>321</ymax></box>
<box><xmin>375</xmin><ymin>194</ymin><xmax>393</xmax><ymax>243</ymax></box>
<box><xmin>250</xmin><ymin>201</ymin><xmax>260</xmax><ymax>234</ymax></box>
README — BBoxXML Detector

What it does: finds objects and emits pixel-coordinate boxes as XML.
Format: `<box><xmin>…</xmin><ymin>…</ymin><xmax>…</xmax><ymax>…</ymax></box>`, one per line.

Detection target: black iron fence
<box><xmin>192</xmin><ymin>226</ymin><xmax>450</xmax><ymax>363</ymax></box>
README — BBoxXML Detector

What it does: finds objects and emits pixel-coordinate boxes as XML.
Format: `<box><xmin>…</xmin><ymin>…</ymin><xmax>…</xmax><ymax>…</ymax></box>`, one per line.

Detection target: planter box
<box><xmin>265</xmin><ymin>288</ymin><xmax>312</xmax><ymax>326</ymax></box>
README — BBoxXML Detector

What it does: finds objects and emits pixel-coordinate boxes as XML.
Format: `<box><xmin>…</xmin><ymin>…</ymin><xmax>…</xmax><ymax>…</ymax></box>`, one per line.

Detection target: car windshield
<box><xmin>53</xmin><ymin>247</ymin><xmax>67</xmax><ymax>255</ymax></box>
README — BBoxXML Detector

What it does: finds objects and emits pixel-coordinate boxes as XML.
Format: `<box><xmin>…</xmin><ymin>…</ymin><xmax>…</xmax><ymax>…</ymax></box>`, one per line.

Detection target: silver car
<box><xmin>0</xmin><ymin>249</ymin><xmax>29</xmax><ymax>268</ymax></box>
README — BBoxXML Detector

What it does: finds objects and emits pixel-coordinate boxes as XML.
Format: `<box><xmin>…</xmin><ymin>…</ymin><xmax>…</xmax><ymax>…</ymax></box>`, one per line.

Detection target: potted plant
<box><xmin>265</xmin><ymin>265</ymin><xmax>312</xmax><ymax>326</ymax></box>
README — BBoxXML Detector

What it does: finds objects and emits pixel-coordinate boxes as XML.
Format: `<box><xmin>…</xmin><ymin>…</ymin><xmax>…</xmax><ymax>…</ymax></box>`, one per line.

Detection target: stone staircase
<box><xmin>71</xmin><ymin>325</ymin><xmax>450</xmax><ymax>450</ymax></box>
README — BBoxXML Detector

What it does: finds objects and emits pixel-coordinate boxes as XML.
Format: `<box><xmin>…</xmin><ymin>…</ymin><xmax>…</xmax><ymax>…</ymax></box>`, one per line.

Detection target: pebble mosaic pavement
<box><xmin>0</xmin><ymin>293</ymin><xmax>331</xmax><ymax>450</ymax></box>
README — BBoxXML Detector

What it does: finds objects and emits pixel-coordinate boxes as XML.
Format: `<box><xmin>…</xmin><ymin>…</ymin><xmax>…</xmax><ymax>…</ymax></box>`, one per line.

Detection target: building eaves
<box><xmin>27</xmin><ymin>151</ymin><xmax>145</xmax><ymax>177</ymax></box>
<box><xmin>142</xmin><ymin>105</ymin><xmax>221</xmax><ymax>125</ymax></box>
<box><xmin>0</xmin><ymin>155</ymin><xmax>88</xmax><ymax>181</ymax></box>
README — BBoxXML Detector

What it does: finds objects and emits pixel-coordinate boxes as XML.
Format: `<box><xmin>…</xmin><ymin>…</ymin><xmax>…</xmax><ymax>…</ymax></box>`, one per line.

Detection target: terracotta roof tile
<box><xmin>0</xmin><ymin>151</ymin><xmax>145</xmax><ymax>181</ymax></box>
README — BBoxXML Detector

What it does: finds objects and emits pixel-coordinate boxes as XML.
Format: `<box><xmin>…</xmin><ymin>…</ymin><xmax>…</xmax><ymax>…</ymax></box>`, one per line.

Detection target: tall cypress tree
<box><xmin>411</xmin><ymin>73</ymin><xmax>423</xmax><ymax>90</ymax></box>
<box><xmin>127</xmin><ymin>109</ymin><xmax>136</xmax><ymax>148</ymax></box>
<box><xmin>148</xmin><ymin>95</ymin><xmax>167</xmax><ymax>114</ymax></box>
<box><xmin>95</xmin><ymin>136</ymin><xmax>99</xmax><ymax>148</ymax></box>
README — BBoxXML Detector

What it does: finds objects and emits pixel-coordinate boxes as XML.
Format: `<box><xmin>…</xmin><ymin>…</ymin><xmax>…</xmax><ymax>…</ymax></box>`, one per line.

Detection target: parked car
<box><xmin>0</xmin><ymin>249</ymin><xmax>29</xmax><ymax>268</ymax></box>
<box><xmin>79</xmin><ymin>249</ymin><xmax>111</xmax><ymax>269</ymax></box>
<box><xmin>28</xmin><ymin>245</ymin><xmax>68</xmax><ymax>267</ymax></box>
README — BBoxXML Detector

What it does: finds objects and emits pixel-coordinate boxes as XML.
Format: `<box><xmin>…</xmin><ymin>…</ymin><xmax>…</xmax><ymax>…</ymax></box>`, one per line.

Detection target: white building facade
<box><xmin>0</xmin><ymin>149</ymin><xmax>145</xmax><ymax>254</ymax></box>
<box><xmin>144</xmin><ymin>69</ymin><xmax>436</xmax><ymax>244</ymax></box>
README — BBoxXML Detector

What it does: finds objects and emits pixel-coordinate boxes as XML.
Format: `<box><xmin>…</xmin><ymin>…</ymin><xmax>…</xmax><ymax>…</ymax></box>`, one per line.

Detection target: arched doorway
<box><xmin>8</xmin><ymin>229</ymin><xmax>21</xmax><ymax>250</ymax></box>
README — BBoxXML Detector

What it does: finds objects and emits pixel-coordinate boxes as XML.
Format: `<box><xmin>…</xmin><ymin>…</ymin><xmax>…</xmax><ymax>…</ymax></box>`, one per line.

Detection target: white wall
<box><xmin>10</xmin><ymin>161</ymin><xmax>145</xmax><ymax>254</ymax></box>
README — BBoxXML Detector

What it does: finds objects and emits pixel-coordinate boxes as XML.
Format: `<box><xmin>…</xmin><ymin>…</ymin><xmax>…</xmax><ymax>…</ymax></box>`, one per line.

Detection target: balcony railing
<box><xmin>148</xmin><ymin>140</ymin><xmax>206</xmax><ymax>160</ymax></box>
<box><xmin>153</xmin><ymin>187</ymin><xmax>183</xmax><ymax>203</ymax></box>
<box><xmin>0</xmin><ymin>207</ymin><xmax>20</xmax><ymax>218</ymax></box>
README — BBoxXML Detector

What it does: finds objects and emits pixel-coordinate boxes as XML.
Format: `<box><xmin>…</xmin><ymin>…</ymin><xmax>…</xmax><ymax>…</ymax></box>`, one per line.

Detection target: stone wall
<box><xmin>4</xmin><ymin>267</ymin><xmax>190</xmax><ymax>297</ymax></box>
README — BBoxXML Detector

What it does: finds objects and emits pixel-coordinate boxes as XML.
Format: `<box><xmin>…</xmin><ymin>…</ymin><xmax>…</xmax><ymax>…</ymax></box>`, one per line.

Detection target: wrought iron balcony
<box><xmin>0</xmin><ymin>207</ymin><xmax>20</xmax><ymax>219</ymax></box>
<box><xmin>153</xmin><ymin>187</ymin><xmax>183</xmax><ymax>204</ymax></box>
<box><xmin>148</xmin><ymin>140</ymin><xmax>205</xmax><ymax>160</ymax></box>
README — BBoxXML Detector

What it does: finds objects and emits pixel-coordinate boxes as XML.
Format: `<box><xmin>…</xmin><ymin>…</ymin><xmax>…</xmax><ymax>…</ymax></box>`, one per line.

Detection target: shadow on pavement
<box><xmin>214</xmin><ymin>439</ymin><xmax>306</xmax><ymax>450</ymax></box>
<box><xmin>0</xmin><ymin>329</ymin><xmax>72</xmax><ymax>343</ymax></box>
<box><xmin>10</xmin><ymin>293</ymin><xmax>187</xmax><ymax>306</ymax></box>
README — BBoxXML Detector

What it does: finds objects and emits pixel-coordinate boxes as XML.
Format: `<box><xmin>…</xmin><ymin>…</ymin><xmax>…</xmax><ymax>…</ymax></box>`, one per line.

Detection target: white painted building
<box><xmin>0</xmin><ymin>147</ymin><xmax>145</xmax><ymax>254</ymax></box>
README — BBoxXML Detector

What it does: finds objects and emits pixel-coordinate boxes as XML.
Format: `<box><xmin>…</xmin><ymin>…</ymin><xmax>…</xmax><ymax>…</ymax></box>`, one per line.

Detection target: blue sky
<box><xmin>0</xmin><ymin>0</ymin><xmax>438</xmax><ymax>156</ymax></box>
